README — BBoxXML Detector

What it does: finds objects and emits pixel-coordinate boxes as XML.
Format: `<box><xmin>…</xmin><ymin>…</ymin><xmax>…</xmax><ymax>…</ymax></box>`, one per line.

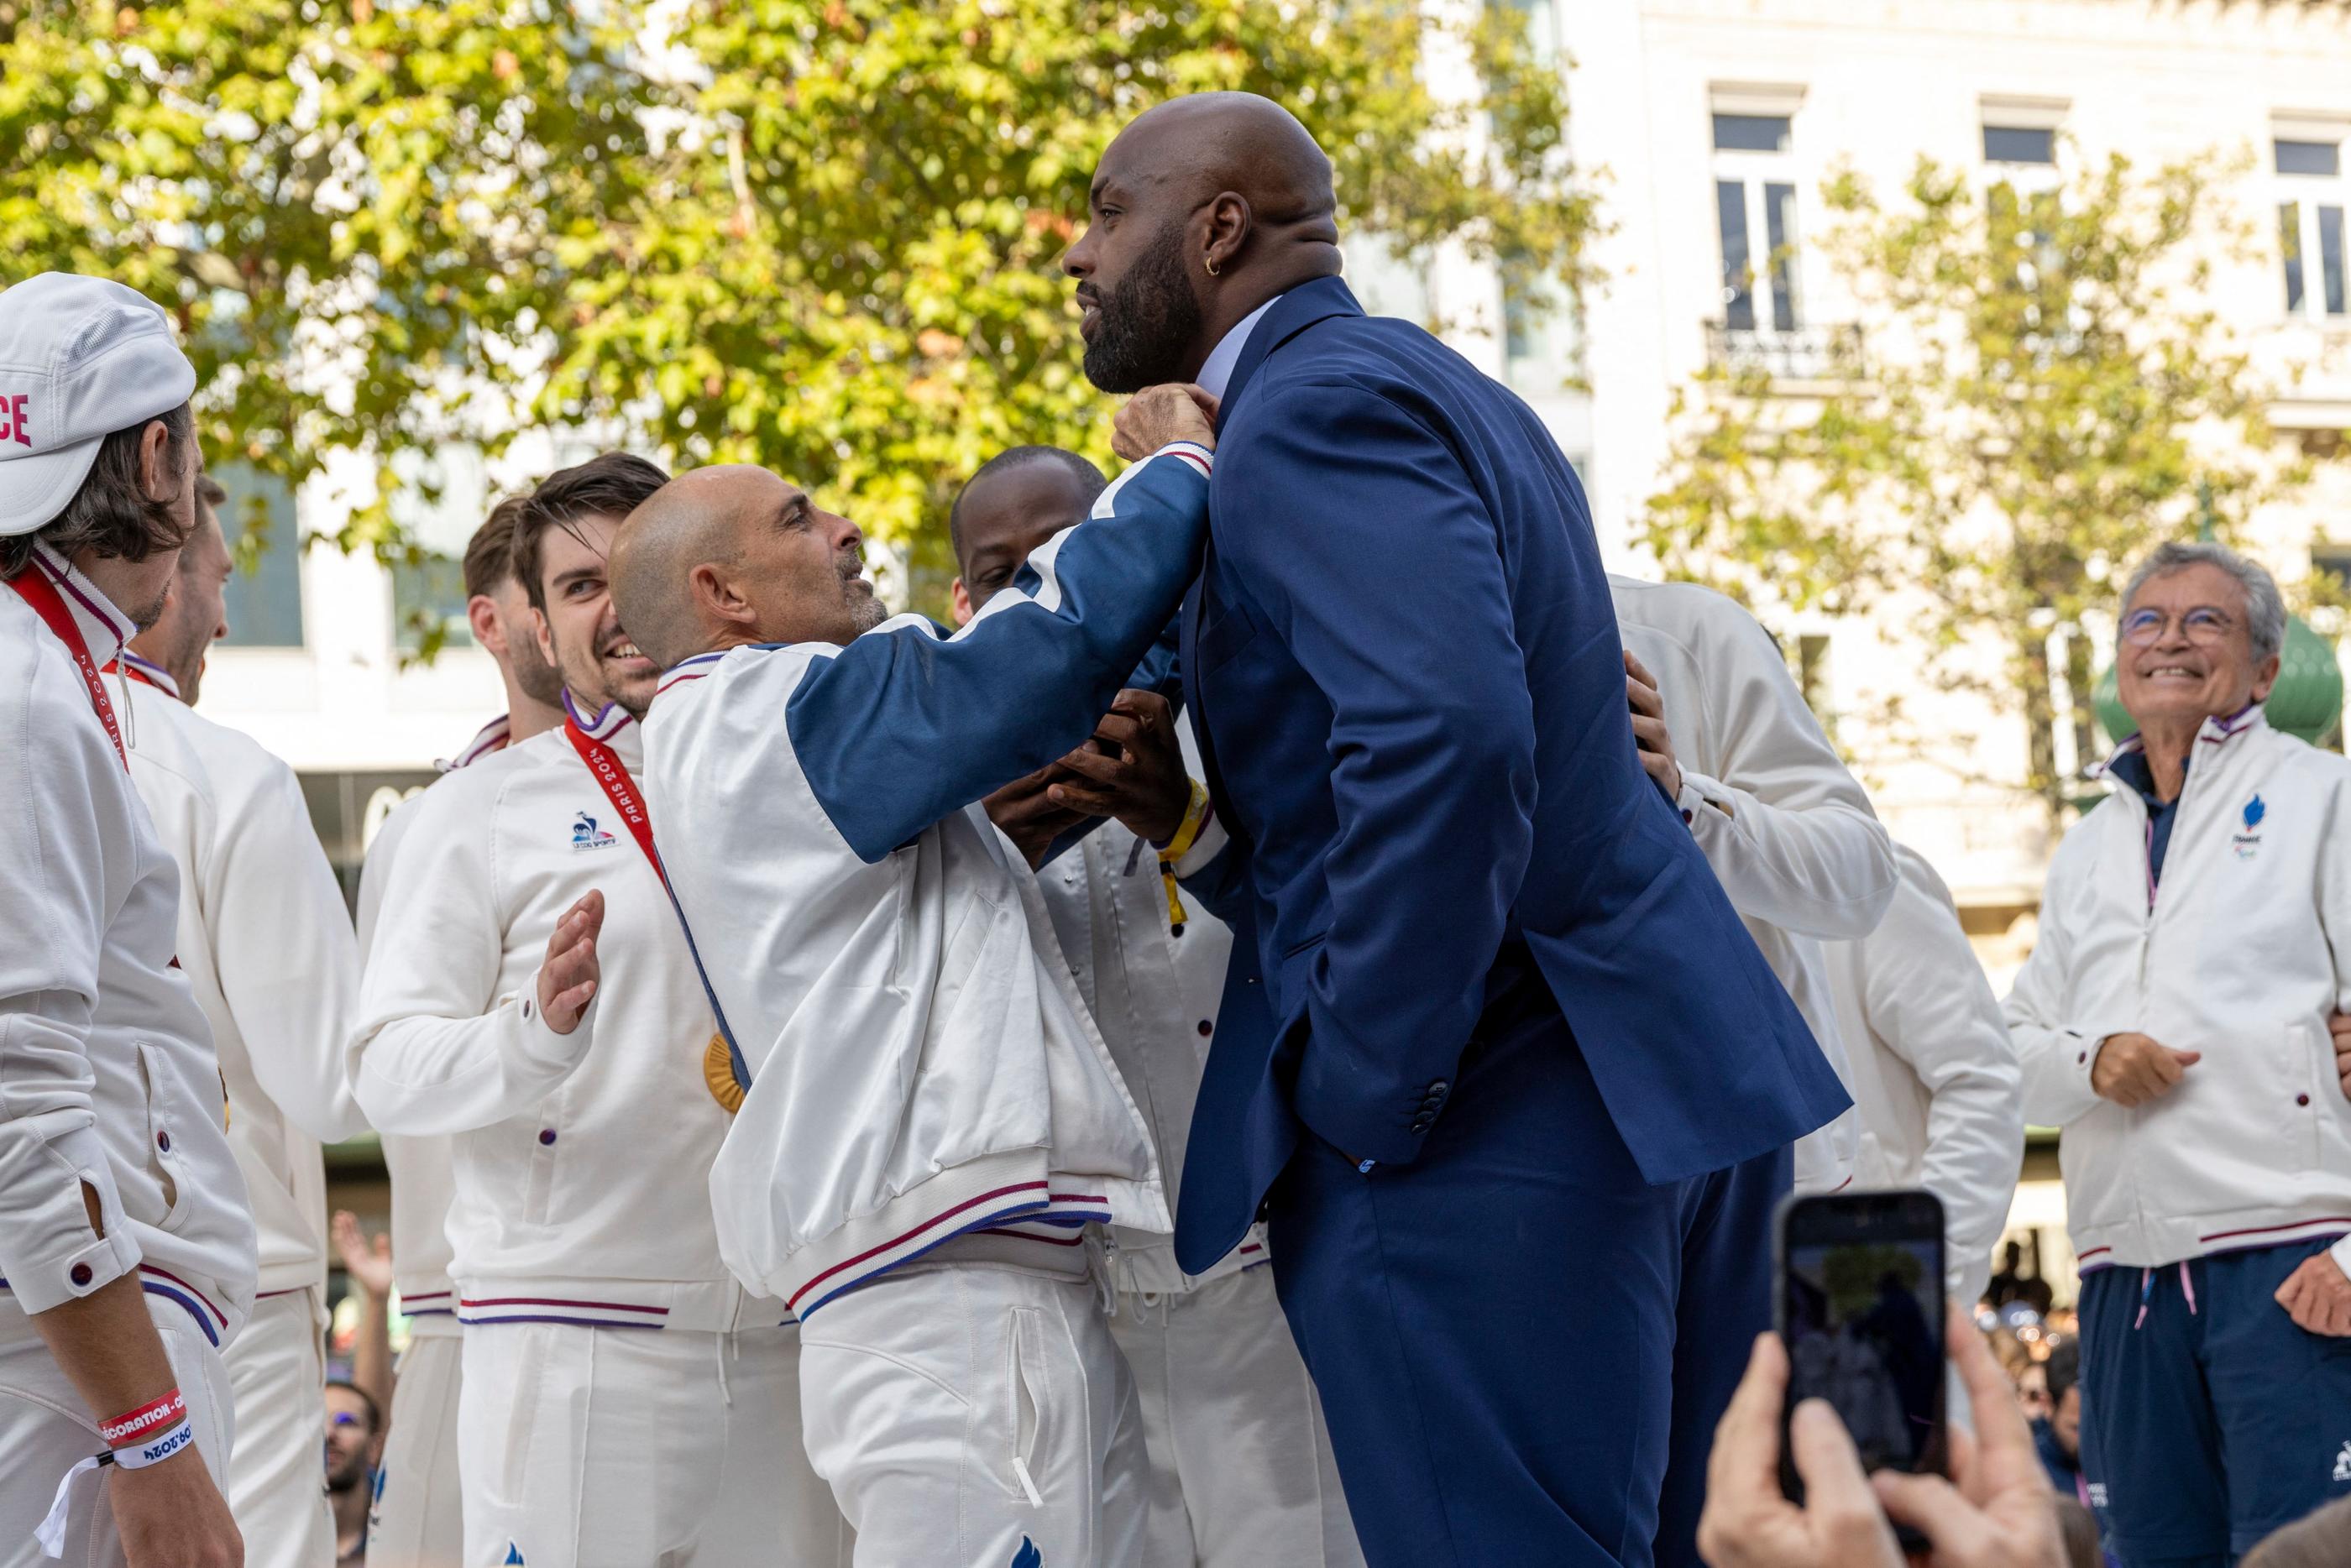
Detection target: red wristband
<box><xmin>98</xmin><ymin>1389</ymin><xmax>185</xmax><ymax>1449</ymax></box>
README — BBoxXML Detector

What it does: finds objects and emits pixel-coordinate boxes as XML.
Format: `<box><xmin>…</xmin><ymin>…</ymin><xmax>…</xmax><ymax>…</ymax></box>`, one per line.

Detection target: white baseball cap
<box><xmin>0</xmin><ymin>273</ymin><xmax>197</xmax><ymax>537</ymax></box>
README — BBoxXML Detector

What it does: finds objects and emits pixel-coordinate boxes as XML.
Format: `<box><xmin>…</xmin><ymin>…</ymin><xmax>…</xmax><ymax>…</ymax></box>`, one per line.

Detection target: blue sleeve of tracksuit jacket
<box><xmin>786</xmin><ymin>443</ymin><xmax>1214</xmax><ymax>864</ymax></box>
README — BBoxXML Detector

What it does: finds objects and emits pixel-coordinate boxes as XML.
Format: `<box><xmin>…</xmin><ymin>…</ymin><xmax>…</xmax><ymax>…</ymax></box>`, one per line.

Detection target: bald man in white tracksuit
<box><xmin>631</xmin><ymin>438</ymin><xmax>1217</xmax><ymax>1567</ymax></box>
<box><xmin>110</xmin><ymin>621</ymin><xmax>365</xmax><ymax>1568</ymax></box>
<box><xmin>1609</xmin><ymin>574</ymin><xmax>1897</xmax><ymax>1562</ymax></box>
<box><xmin>352</xmin><ymin>712</ymin><xmax>516</xmax><ymax>1568</ymax></box>
<box><xmin>351</xmin><ymin>693</ymin><xmax>844</xmax><ymax>1567</ymax></box>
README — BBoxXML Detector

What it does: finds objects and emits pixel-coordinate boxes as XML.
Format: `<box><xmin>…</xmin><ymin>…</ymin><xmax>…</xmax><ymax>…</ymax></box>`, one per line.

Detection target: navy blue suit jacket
<box><xmin>1171</xmin><ymin>277</ymin><xmax>1848</xmax><ymax>1273</ymax></box>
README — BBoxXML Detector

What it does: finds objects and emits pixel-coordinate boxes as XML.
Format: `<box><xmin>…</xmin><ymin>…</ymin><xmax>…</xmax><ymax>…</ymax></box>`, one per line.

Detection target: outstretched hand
<box><xmin>536</xmin><ymin>890</ymin><xmax>604</xmax><ymax>1034</ymax></box>
<box><xmin>1113</xmin><ymin>384</ymin><xmax>1219</xmax><ymax>462</ymax></box>
<box><xmin>331</xmin><ymin>1210</ymin><xmax>394</xmax><ymax>1302</ymax></box>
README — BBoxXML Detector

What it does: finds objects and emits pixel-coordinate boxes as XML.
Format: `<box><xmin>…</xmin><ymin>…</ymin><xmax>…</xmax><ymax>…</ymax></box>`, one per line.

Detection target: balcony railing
<box><xmin>1704</xmin><ymin>322</ymin><xmax>1864</xmax><ymax>382</ymax></box>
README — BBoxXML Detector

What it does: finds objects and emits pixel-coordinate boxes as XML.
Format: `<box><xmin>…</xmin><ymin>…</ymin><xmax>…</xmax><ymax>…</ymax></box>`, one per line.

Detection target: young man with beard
<box><xmin>351</xmin><ymin>453</ymin><xmax>845</xmax><ymax>1566</ymax></box>
<box><xmin>605</xmin><ymin>389</ymin><xmax>1214</xmax><ymax>1567</ymax></box>
<box><xmin>951</xmin><ymin>446</ymin><xmax>1363</xmax><ymax>1568</ymax></box>
<box><xmin>109</xmin><ymin>475</ymin><xmax>370</xmax><ymax>1568</ymax></box>
<box><xmin>349</xmin><ymin>497</ymin><xmax>567</xmax><ymax>1568</ymax></box>
<box><xmin>1063</xmin><ymin>97</ymin><xmax>1847</xmax><ymax>1566</ymax></box>
<box><xmin>0</xmin><ymin>274</ymin><xmax>252</xmax><ymax>1568</ymax></box>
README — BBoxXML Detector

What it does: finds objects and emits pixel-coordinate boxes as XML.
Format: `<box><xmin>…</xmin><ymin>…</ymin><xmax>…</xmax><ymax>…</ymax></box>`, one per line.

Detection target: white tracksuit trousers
<box><xmin>797</xmin><ymin>1262</ymin><xmax>1149</xmax><ymax>1568</ymax></box>
<box><xmin>0</xmin><ymin>1299</ymin><xmax>236</xmax><ymax>1568</ymax></box>
<box><xmin>368</xmin><ymin>1320</ymin><xmax>463</xmax><ymax>1568</ymax></box>
<box><xmin>1110</xmin><ymin>1268</ymin><xmax>1363</xmax><ymax>1568</ymax></box>
<box><xmin>222</xmin><ymin>1288</ymin><xmax>336</xmax><ymax>1568</ymax></box>
<box><xmin>458</xmin><ymin>1321</ymin><xmax>844</xmax><ymax>1567</ymax></box>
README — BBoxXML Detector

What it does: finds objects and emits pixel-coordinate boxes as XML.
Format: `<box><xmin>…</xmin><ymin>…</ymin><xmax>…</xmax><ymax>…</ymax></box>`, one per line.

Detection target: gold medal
<box><xmin>704</xmin><ymin>1032</ymin><xmax>746</xmax><ymax>1114</ymax></box>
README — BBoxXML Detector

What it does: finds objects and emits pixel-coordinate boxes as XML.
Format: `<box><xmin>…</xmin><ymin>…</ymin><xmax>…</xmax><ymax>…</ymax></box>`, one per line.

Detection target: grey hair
<box><xmin>2119</xmin><ymin>540</ymin><xmax>2286</xmax><ymax>661</ymax></box>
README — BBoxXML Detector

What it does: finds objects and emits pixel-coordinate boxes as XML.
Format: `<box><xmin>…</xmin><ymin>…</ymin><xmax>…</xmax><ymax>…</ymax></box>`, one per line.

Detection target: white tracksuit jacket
<box><xmin>117</xmin><ymin>655</ymin><xmax>365</xmax><ymax>1298</ymax></box>
<box><xmin>349</xmin><ymin>712</ymin><xmax>776</xmax><ymax>1330</ymax></box>
<box><xmin>641</xmin><ymin>442</ymin><xmax>1212</xmax><ymax>1319</ymax></box>
<box><xmin>1611</xmin><ymin>576</ymin><xmax>1894</xmax><ymax>1193</ymax></box>
<box><xmin>353</xmin><ymin>715</ymin><xmax>511</xmax><ymax>1324</ymax></box>
<box><xmin>1033</xmin><ymin>807</ymin><xmax>1267</xmax><ymax>1294</ymax></box>
<box><xmin>0</xmin><ymin>543</ymin><xmax>255</xmax><ymax>1345</ymax></box>
<box><xmin>1824</xmin><ymin>843</ymin><xmax>2024</xmax><ymax>1305</ymax></box>
<box><xmin>2009</xmin><ymin>708</ymin><xmax>2351</xmax><ymax>1277</ymax></box>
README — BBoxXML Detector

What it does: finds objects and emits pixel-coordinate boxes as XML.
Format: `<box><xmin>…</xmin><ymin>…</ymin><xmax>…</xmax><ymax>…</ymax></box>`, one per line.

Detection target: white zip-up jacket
<box><xmin>1611</xmin><ymin>576</ymin><xmax>1896</xmax><ymax>1193</ymax></box>
<box><xmin>350</xmin><ymin>713</ymin><xmax>777</xmax><ymax>1331</ymax></box>
<box><xmin>1825</xmin><ymin>843</ymin><xmax>2024</xmax><ymax>1304</ymax></box>
<box><xmin>117</xmin><ymin>655</ymin><xmax>364</xmax><ymax>1299</ymax></box>
<box><xmin>353</xmin><ymin>716</ymin><xmax>510</xmax><ymax>1329</ymax></box>
<box><xmin>642</xmin><ymin>442</ymin><xmax>1212</xmax><ymax>1319</ymax></box>
<box><xmin>0</xmin><ymin>543</ymin><xmax>255</xmax><ymax>1346</ymax></box>
<box><xmin>2010</xmin><ymin>708</ymin><xmax>2351</xmax><ymax>1277</ymax></box>
<box><xmin>1033</xmin><ymin>805</ymin><xmax>1268</xmax><ymax>1295</ymax></box>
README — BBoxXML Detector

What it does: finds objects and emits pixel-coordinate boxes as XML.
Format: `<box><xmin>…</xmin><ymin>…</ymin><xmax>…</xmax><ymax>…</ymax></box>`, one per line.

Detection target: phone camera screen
<box><xmin>1783</xmin><ymin>1236</ymin><xmax>1944</xmax><ymax>1473</ymax></box>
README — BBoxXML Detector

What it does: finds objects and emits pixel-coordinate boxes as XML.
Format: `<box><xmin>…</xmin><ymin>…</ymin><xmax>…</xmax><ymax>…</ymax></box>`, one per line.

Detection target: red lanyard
<box><xmin>8</xmin><ymin>564</ymin><xmax>127</xmax><ymax>769</ymax></box>
<box><xmin>563</xmin><ymin>717</ymin><xmax>669</xmax><ymax>892</ymax></box>
<box><xmin>563</xmin><ymin>714</ymin><xmax>752</xmax><ymax>1094</ymax></box>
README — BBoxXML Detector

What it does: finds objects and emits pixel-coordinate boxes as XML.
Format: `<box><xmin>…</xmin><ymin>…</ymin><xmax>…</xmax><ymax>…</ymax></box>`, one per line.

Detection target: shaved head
<box><xmin>1109</xmin><ymin>93</ymin><xmax>1338</xmax><ymax>239</ymax></box>
<box><xmin>1066</xmin><ymin>91</ymin><xmax>1341</xmax><ymax>391</ymax></box>
<box><xmin>610</xmin><ymin>465</ymin><xmax>884</xmax><ymax>672</ymax></box>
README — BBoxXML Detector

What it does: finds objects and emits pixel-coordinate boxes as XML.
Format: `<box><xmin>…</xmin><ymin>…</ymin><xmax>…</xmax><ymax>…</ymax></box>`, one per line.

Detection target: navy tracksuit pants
<box><xmin>2078</xmin><ymin>1237</ymin><xmax>2351</xmax><ymax>1565</ymax></box>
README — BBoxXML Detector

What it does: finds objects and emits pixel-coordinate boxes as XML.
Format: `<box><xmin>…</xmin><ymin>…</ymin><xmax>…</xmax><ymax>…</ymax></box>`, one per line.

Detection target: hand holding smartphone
<box><xmin>1776</xmin><ymin>1189</ymin><xmax>1950</xmax><ymax>1513</ymax></box>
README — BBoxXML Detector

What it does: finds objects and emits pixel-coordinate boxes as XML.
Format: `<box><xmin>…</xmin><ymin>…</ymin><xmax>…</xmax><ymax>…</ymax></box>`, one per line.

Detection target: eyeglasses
<box><xmin>2120</xmin><ymin>606</ymin><xmax>2234</xmax><ymax>645</ymax></box>
<box><xmin>327</xmin><ymin>1412</ymin><xmax>367</xmax><ymax>1429</ymax></box>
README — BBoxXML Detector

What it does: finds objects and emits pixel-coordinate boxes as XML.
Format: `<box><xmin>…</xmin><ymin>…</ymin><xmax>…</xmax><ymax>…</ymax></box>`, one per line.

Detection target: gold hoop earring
<box><xmin>1204</xmin><ymin>255</ymin><xmax>1221</xmax><ymax>277</ymax></box>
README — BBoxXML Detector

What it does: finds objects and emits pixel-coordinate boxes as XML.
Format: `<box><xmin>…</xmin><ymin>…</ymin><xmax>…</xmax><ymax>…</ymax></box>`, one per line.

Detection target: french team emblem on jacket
<box><xmin>572</xmin><ymin>811</ymin><xmax>618</xmax><ymax>851</ymax></box>
<box><xmin>2233</xmin><ymin>794</ymin><xmax>2265</xmax><ymax>860</ymax></box>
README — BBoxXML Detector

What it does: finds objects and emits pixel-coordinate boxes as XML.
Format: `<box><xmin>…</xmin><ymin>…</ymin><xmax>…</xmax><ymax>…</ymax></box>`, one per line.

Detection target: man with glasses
<box><xmin>2008</xmin><ymin>541</ymin><xmax>2351</xmax><ymax>1566</ymax></box>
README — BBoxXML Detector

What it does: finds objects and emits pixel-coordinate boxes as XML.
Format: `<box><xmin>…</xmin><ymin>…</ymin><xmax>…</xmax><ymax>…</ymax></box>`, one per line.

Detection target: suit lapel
<box><xmin>1187</xmin><ymin>274</ymin><xmax>1363</xmax><ymax>844</ymax></box>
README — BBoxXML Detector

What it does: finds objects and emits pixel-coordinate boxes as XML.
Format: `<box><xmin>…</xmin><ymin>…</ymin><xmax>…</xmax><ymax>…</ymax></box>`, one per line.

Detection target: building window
<box><xmin>2276</xmin><ymin>133</ymin><xmax>2348</xmax><ymax>321</ymax></box>
<box><xmin>387</xmin><ymin>446</ymin><xmax>493</xmax><ymax>655</ymax></box>
<box><xmin>1711</xmin><ymin>101</ymin><xmax>1803</xmax><ymax>337</ymax></box>
<box><xmin>212</xmin><ymin>463</ymin><xmax>305</xmax><ymax>648</ymax></box>
<box><xmin>1982</xmin><ymin>125</ymin><xmax>2055</xmax><ymax>166</ymax></box>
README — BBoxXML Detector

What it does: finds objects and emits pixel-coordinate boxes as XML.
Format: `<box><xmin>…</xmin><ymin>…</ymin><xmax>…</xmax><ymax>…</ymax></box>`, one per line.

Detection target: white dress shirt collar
<box><xmin>1195</xmin><ymin>294</ymin><xmax>1284</xmax><ymax>405</ymax></box>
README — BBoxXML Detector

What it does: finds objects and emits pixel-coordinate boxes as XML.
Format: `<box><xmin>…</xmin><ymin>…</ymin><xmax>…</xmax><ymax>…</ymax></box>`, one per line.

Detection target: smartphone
<box><xmin>1776</xmin><ymin>1189</ymin><xmax>1948</xmax><ymax>1509</ymax></box>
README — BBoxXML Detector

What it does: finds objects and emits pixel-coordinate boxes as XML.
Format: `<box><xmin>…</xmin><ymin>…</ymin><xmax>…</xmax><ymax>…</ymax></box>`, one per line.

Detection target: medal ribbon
<box><xmin>7</xmin><ymin>566</ymin><xmax>127</xmax><ymax>769</ymax></box>
<box><xmin>562</xmin><ymin>717</ymin><xmax>752</xmax><ymax>1095</ymax></box>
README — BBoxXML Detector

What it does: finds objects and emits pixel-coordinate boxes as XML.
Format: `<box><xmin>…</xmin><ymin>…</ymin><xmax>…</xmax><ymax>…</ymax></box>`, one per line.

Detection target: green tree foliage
<box><xmin>0</xmin><ymin>0</ymin><xmax>652</xmax><ymax>589</ymax></box>
<box><xmin>553</xmin><ymin>0</ymin><xmax>1598</xmax><ymax>598</ymax></box>
<box><xmin>1</xmin><ymin>0</ymin><xmax>1600</xmax><ymax>626</ymax></box>
<box><xmin>1640</xmin><ymin>150</ymin><xmax>2324</xmax><ymax>817</ymax></box>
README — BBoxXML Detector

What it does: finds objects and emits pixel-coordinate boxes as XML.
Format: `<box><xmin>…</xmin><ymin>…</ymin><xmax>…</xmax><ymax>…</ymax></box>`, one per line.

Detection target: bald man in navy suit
<box><xmin>1064</xmin><ymin>95</ymin><xmax>1851</xmax><ymax>1568</ymax></box>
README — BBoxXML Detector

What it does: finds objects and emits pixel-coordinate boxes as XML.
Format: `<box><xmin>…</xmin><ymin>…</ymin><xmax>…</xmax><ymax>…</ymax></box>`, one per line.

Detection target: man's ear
<box><xmin>690</xmin><ymin>561</ymin><xmax>753</xmax><ymax>625</ymax></box>
<box><xmin>1202</xmin><ymin>191</ymin><xmax>1253</xmax><ymax>277</ymax></box>
<box><xmin>135</xmin><ymin>418</ymin><xmax>179</xmax><ymax>504</ymax></box>
<box><xmin>467</xmin><ymin>595</ymin><xmax>505</xmax><ymax>658</ymax></box>
<box><xmin>950</xmin><ymin>577</ymin><xmax>973</xmax><ymax>627</ymax></box>
<box><xmin>2252</xmin><ymin>651</ymin><xmax>2283</xmax><ymax>704</ymax></box>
